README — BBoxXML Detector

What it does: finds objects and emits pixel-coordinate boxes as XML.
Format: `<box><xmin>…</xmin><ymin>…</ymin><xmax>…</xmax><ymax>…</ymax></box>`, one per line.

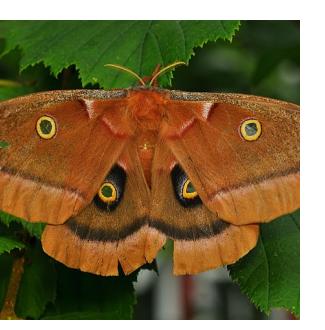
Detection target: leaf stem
<box><xmin>0</xmin><ymin>79</ymin><xmax>22</xmax><ymax>88</ymax></box>
<box><xmin>0</xmin><ymin>255</ymin><xmax>25</xmax><ymax>320</ymax></box>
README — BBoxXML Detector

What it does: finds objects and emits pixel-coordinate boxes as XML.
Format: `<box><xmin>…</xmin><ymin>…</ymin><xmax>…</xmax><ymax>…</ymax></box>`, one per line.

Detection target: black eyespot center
<box><xmin>102</xmin><ymin>185</ymin><xmax>111</xmax><ymax>197</ymax></box>
<box><xmin>186</xmin><ymin>181</ymin><xmax>195</xmax><ymax>193</ymax></box>
<box><xmin>40</xmin><ymin>119</ymin><xmax>53</xmax><ymax>134</ymax></box>
<box><xmin>245</xmin><ymin>122</ymin><xmax>258</xmax><ymax>136</ymax></box>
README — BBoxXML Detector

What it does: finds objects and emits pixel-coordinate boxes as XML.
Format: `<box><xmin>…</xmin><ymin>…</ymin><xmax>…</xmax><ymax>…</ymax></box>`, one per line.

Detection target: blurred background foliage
<box><xmin>0</xmin><ymin>20</ymin><xmax>299</xmax><ymax>320</ymax></box>
<box><xmin>173</xmin><ymin>20</ymin><xmax>299</xmax><ymax>103</ymax></box>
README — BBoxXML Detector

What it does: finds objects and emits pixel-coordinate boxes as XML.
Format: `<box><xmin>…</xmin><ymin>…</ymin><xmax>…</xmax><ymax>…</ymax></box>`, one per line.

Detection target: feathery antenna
<box><xmin>149</xmin><ymin>61</ymin><xmax>186</xmax><ymax>86</ymax></box>
<box><xmin>104</xmin><ymin>61</ymin><xmax>187</xmax><ymax>87</ymax></box>
<box><xmin>104</xmin><ymin>64</ymin><xmax>146</xmax><ymax>86</ymax></box>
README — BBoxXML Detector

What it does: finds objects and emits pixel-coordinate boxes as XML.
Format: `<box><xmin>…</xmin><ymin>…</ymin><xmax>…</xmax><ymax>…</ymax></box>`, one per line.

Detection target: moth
<box><xmin>0</xmin><ymin>63</ymin><xmax>300</xmax><ymax>276</ymax></box>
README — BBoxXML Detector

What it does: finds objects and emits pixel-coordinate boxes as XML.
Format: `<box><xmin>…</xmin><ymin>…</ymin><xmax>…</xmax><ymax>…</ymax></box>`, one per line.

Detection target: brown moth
<box><xmin>0</xmin><ymin>64</ymin><xmax>300</xmax><ymax>276</ymax></box>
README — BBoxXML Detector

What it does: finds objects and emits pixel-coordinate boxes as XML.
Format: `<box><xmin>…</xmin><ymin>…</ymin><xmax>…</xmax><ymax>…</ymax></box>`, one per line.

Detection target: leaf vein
<box><xmin>86</xmin><ymin>21</ymin><xmax>139</xmax><ymax>76</ymax></box>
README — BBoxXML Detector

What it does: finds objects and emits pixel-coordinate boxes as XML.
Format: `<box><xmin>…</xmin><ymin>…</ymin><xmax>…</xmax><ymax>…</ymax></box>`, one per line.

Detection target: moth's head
<box><xmin>122</xmin><ymin>88</ymin><xmax>167</xmax><ymax>130</ymax></box>
<box><xmin>104</xmin><ymin>62</ymin><xmax>186</xmax><ymax>88</ymax></box>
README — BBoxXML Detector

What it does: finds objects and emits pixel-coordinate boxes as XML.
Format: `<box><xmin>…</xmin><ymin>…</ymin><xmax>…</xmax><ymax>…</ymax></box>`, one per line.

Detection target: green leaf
<box><xmin>228</xmin><ymin>210</ymin><xmax>300</xmax><ymax>317</ymax></box>
<box><xmin>15</xmin><ymin>242</ymin><xmax>57</xmax><ymax>319</ymax></box>
<box><xmin>0</xmin><ymin>236</ymin><xmax>25</xmax><ymax>254</ymax></box>
<box><xmin>0</xmin><ymin>86</ymin><xmax>35</xmax><ymax>101</ymax></box>
<box><xmin>42</xmin><ymin>263</ymin><xmax>136</xmax><ymax>320</ymax></box>
<box><xmin>0</xmin><ymin>20</ymin><xmax>240</xmax><ymax>89</ymax></box>
<box><xmin>0</xmin><ymin>253</ymin><xmax>14</xmax><ymax>310</ymax></box>
<box><xmin>0</xmin><ymin>211</ymin><xmax>45</xmax><ymax>239</ymax></box>
<box><xmin>0</xmin><ymin>140</ymin><xmax>9</xmax><ymax>149</ymax></box>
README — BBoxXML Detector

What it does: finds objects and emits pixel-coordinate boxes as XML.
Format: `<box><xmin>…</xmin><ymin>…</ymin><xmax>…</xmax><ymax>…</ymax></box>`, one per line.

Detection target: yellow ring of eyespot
<box><xmin>182</xmin><ymin>179</ymin><xmax>198</xmax><ymax>199</ymax></box>
<box><xmin>36</xmin><ymin>116</ymin><xmax>57</xmax><ymax>139</ymax></box>
<box><xmin>98</xmin><ymin>182</ymin><xmax>117</xmax><ymax>203</ymax></box>
<box><xmin>240</xmin><ymin>119</ymin><xmax>262</xmax><ymax>141</ymax></box>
